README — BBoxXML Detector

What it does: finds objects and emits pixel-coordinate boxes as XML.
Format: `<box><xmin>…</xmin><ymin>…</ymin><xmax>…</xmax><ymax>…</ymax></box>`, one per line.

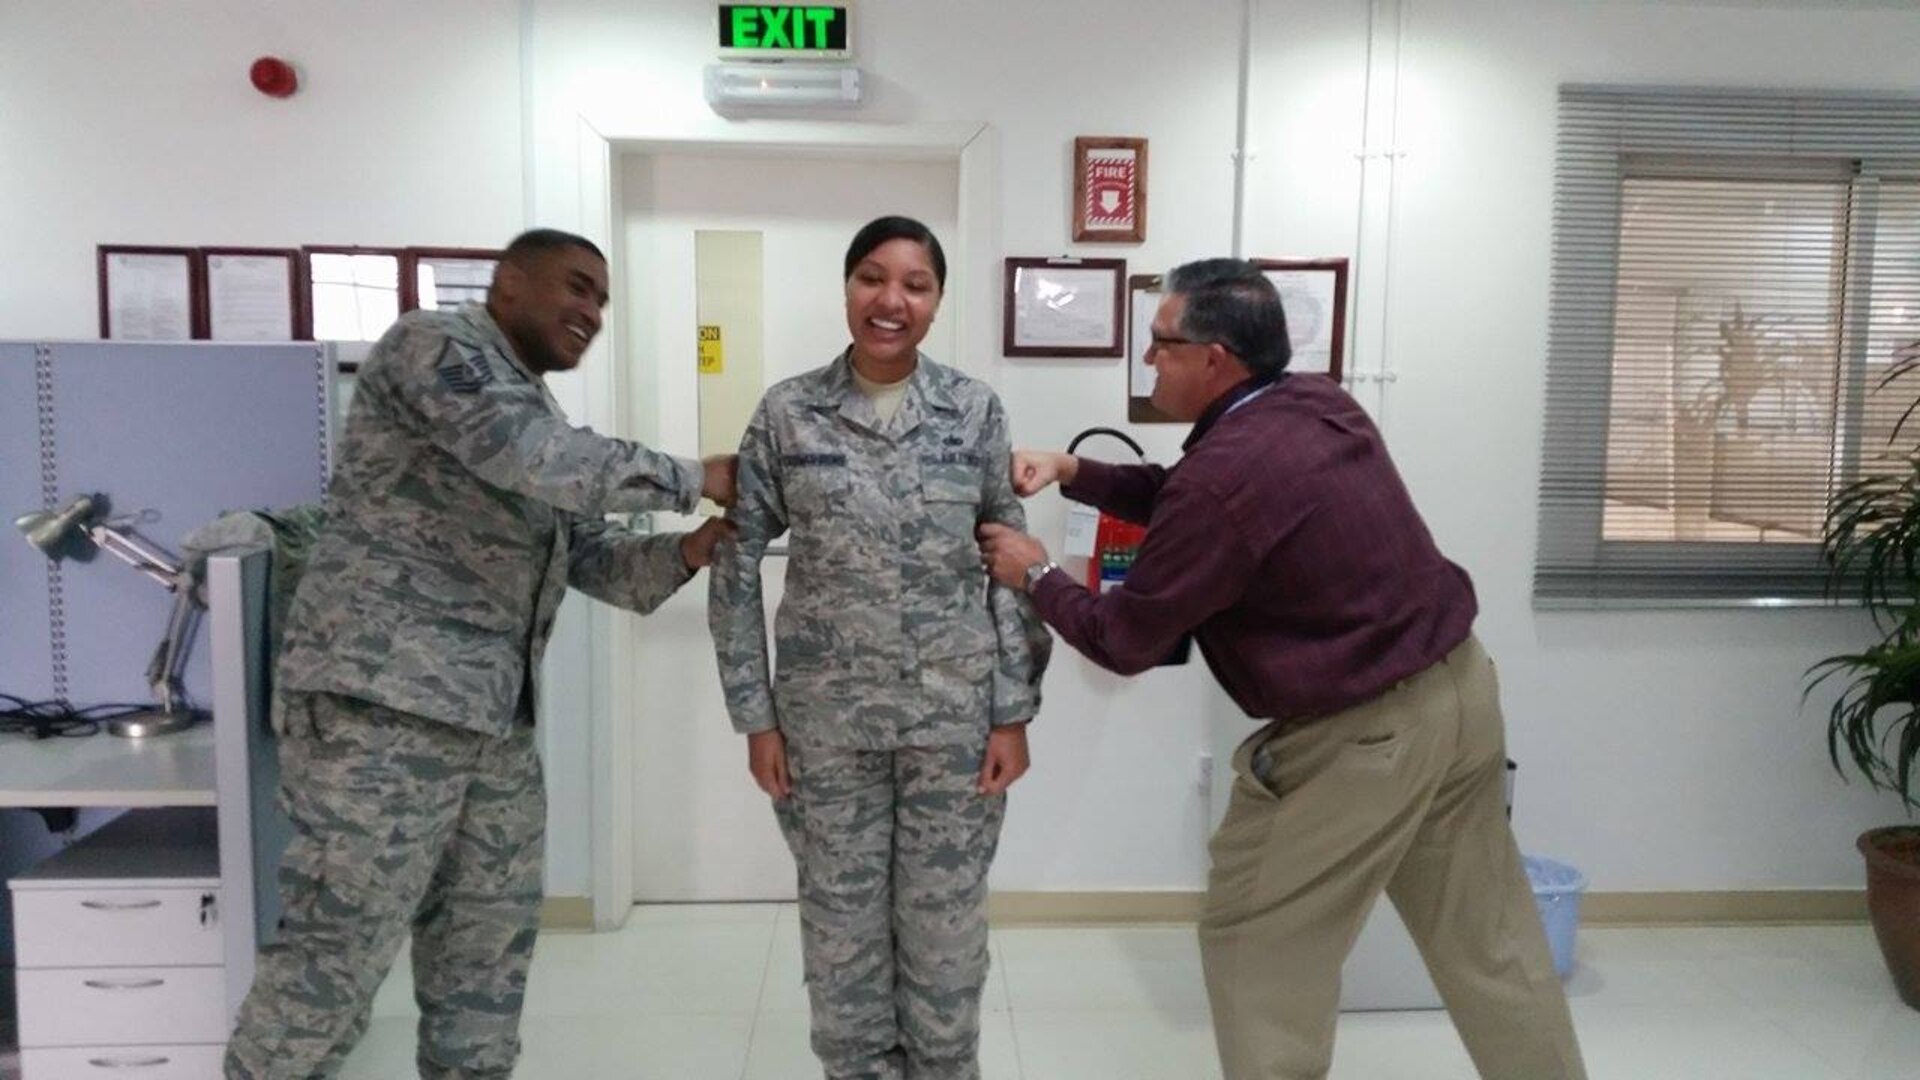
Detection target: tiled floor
<box><xmin>314</xmin><ymin>906</ymin><xmax>1920</xmax><ymax>1080</ymax></box>
<box><xmin>1</xmin><ymin>911</ymin><xmax>1908</xmax><ymax>1079</ymax></box>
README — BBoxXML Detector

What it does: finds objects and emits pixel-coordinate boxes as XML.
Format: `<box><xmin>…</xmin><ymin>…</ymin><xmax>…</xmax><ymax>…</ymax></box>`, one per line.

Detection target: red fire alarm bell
<box><xmin>249</xmin><ymin>57</ymin><xmax>298</xmax><ymax>98</ymax></box>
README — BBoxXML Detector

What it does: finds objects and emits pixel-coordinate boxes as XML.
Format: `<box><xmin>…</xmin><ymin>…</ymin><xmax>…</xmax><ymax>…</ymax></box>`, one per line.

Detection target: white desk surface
<box><xmin>0</xmin><ymin>724</ymin><xmax>215</xmax><ymax>808</ymax></box>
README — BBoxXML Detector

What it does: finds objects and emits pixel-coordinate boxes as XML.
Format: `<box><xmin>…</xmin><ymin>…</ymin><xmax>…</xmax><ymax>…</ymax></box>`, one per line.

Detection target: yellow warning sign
<box><xmin>698</xmin><ymin>325</ymin><xmax>724</xmax><ymax>374</ymax></box>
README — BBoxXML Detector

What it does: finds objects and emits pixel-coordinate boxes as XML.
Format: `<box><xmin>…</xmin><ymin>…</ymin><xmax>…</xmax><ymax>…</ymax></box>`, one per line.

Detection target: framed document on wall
<box><xmin>1126</xmin><ymin>273</ymin><xmax>1180</xmax><ymax>422</ymax></box>
<box><xmin>98</xmin><ymin>246</ymin><xmax>201</xmax><ymax>340</ymax></box>
<box><xmin>204</xmin><ymin>248</ymin><xmax>301</xmax><ymax>341</ymax></box>
<box><xmin>404</xmin><ymin>247</ymin><xmax>500</xmax><ymax>312</ymax></box>
<box><xmin>1255</xmin><ymin>258</ymin><xmax>1349</xmax><ymax>383</ymax></box>
<box><xmin>1004</xmin><ymin>257</ymin><xmax>1126</xmax><ymax>358</ymax></box>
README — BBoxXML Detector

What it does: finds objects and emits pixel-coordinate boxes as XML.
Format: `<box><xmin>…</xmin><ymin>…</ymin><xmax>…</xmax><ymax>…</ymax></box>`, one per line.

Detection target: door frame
<box><xmin>574</xmin><ymin>115</ymin><xmax>1000</xmax><ymax>929</ymax></box>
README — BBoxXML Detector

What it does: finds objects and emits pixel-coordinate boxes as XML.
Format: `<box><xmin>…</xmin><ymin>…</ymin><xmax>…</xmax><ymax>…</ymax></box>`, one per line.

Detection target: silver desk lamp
<box><xmin>14</xmin><ymin>493</ymin><xmax>206</xmax><ymax>737</ymax></box>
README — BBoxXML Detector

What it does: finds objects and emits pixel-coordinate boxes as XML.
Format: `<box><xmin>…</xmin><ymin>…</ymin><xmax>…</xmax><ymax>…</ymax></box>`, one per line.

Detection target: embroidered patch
<box><xmin>436</xmin><ymin>342</ymin><xmax>494</xmax><ymax>394</ymax></box>
<box><xmin>780</xmin><ymin>453</ymin><xmax>848</xmax><ymax>467</ymax></box>
<box><xmin>920</xmin><ymin>451</ymin><xmax>983</xmax><ymax>466</ymax></box>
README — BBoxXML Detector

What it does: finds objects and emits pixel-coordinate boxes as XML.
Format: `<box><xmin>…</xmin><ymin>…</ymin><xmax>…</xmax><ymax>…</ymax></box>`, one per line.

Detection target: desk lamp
<box><xmin>14</xmin><ymin>493</ymin><xmax>206</xmax><ymax>737</ymax></box>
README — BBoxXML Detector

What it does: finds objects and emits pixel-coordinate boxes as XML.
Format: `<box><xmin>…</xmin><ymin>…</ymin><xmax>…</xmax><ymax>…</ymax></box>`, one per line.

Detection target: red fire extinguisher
<box><xmin>1065</xmin><ymin>427</ymin><xmax>1150</xmax><ymax>592</ymax></box>
<box><xmin>1063</xmin><ymin>427</ymin><xmax>1190</xmax><ymax>666</ymax></box>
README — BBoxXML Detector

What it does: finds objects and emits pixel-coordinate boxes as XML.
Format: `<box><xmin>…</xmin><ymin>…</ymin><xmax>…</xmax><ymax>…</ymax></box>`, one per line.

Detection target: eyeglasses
<box><xmin>1144</xmin><ymin>335</ymin><xmax>1206</xmax><ymax>359</ymax></box>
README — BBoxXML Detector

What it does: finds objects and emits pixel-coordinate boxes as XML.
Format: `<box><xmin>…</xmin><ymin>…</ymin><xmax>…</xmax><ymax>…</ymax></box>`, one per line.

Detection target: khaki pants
<box><xmin>1198</xmin><ymin>636</ymin><xmax>1588</xmax><ymax>1080</ymax></box>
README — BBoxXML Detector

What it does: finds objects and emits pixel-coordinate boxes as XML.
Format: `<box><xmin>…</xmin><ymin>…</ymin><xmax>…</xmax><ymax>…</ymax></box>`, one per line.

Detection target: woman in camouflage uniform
<box><xmin>709</xmin><ymin>216</ymin><xmax>1051</xmax><ymax>1079</ymax></box>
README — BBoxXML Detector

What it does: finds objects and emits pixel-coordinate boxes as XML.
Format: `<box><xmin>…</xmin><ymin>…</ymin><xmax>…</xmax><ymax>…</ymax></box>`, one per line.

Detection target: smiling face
<box><xmin>491</xmin><ymin>244</ymin><xmax>609</xmax><ymax>374</ymax></box>
<box><xmin>844</xmin><ymin>237</ymin><xmax>941</xmax><ymax>376</ymax></box>
<box><xmin>1146</xmin><ymin>293</ymin><xmax>1215</xmax><ymax>421</ymax></box>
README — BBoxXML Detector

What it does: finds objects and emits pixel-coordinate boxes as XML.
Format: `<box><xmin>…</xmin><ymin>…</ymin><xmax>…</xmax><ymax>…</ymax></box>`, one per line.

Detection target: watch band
<box><xmin>1024</xmin><ymin>561</ymin><xmax>1060</xmax><ymax>589</ymax></box>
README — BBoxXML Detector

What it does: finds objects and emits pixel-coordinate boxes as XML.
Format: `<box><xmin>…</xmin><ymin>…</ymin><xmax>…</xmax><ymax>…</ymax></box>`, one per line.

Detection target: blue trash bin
<box><xmin>1524</xmin><ymin>855</ymin><xmax>1587</xmax><ymax>979</ymax></box>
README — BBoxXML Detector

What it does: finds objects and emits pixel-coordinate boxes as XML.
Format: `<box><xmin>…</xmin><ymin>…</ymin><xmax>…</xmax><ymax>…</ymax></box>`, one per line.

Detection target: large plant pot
<box><xmin>1860</xmin><ymin>826</ymin><xmax>1920</xmax><ymax>1010</ymax></box>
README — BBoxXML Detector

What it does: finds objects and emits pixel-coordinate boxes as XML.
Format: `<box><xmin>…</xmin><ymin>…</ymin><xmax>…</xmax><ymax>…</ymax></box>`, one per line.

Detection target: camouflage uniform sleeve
<box><xmin>981</xmin><ymin>392</ymin><xmax>1052</xmax><ymax>725</ymax></box>
<box><xmin>707</xmin><ymin>398</ymin><xmax>789</xmax><ymax>735</ymax></box>
<box><xmin>394</xmin><ymin>321</ymin><xmax>703</xmax><ymax>515</ymax></box>
<box><xmin>565</xmin><ymin>517</ymin><xmax>695</xmax><ymax>615</ymax></box>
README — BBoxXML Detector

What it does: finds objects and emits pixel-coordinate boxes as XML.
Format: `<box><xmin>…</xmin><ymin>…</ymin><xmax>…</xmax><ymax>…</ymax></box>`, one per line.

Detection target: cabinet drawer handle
<box><xmin>80</xmin><ymin>899</ymin><xmax>164</xmax><ymax>911</ymax></box>
<box><xmin>86</xmin><ymin>1056</ymin><xmax>172</xmax><ymax>1069</ymax></box>
<box><xmin>82</xmin><ymin>977</ymin><xmax>166</xmax><ymax>991</ymax></box>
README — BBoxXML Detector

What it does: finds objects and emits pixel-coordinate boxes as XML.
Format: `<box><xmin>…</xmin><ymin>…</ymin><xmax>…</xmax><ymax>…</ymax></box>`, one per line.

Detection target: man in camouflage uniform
<box><xmin>224</xmin><ymin>229</ymin><xmax>736</xmax><ymax>1080</ymax></box>
<box><xmin>709</xmin><ymin>348</ymin><xmax>1050</xmax><ymax>1080</ymax></box>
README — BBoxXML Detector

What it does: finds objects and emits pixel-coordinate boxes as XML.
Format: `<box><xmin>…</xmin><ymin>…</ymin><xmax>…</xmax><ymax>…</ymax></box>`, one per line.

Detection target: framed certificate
<box><xmin>1126</xmin><ymin>273</ymin><xmax>1179</xmax><ymax>422</ymax></box>
<box><xmin>204</xmin><ymin>248</ymin><xmax>300</xmax><ymax>341</ymax></box>
<box><xmin>98</xmin><ymin>246</ymin><xmax>201</xmax><ymax>340</ymax></box>
<box><xmin>1255</xmin><ymin>258</ymin><xmax>1349</xmax><ymax>383</ymax></box>
<box><xmin>1003</xmin><ymin>257</ymin><xmax>1126</xmax><ymax>358</ymax></box>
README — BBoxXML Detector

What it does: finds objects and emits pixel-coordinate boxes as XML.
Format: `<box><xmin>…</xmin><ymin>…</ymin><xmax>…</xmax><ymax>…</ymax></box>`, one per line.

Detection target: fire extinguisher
<box><xmin>1061</xmin><ymin>426</ymin><xmax>1191</xmax><ymax>666</ymax></box>
<box><xmin>1064</xmin><ymin>427</ymin><xmax>1150</xmax><ymax>593</ymax></box>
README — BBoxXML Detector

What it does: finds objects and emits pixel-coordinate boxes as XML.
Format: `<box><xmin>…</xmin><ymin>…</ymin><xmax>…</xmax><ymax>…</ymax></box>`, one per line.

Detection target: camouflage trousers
<box><xmin>225</xmin><ymin>692</ymin><xmax>545</xmax><ymax>1080</ymax></box>
<box><xmin>775</xmin><ymin>740</ymin><xmax>1005</xmax><ymax>1080</ymax></box>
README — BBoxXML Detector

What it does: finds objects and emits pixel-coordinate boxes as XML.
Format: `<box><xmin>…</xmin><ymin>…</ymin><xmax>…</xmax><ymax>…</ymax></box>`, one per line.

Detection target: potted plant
<box><xmin>1808</xmin><ymin>342</ymin><xmax>1920</xmax><ymax>1011</ymax></box>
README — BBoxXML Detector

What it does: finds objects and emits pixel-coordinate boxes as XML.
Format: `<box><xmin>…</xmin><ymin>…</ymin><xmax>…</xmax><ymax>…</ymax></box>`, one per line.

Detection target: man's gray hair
<box><xmin>1163</xmin><ymin>258</ymin><xmax>1291</xmax><ymax>379</ymax></box>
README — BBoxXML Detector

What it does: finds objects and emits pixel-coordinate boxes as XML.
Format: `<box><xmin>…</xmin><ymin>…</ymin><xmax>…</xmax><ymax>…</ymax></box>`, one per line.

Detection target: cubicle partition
<box><xmin>1</xmin><ymin>340</ymin><xmax>329</xmax><ymax>1059</ymax></box>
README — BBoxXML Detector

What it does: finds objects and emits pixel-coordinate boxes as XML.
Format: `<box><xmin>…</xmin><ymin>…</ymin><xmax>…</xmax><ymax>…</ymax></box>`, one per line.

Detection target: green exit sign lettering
<box><xmin>718</xmin><ymin>5</ymin><xmax>849</xmax><ymax>56</ymax></box>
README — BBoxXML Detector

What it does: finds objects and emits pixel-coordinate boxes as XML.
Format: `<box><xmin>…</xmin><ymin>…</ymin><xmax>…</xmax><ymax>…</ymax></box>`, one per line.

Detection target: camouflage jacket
<box><xmin>278</xmin><ymin>304</ymin><xmax>703</xmax><ymax>736</ymax></box>
<box><xmin>709</xmin><ymin>352</ymin><xmax>1051</xmax><ymax>749</ymax></box>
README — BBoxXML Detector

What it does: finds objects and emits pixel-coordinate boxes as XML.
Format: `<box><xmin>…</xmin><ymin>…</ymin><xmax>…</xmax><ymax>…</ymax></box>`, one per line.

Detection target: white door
<box><xmin>623</xmin><ymin>149</ymin><xmax>960</xmax><ymax>901</ymax></box>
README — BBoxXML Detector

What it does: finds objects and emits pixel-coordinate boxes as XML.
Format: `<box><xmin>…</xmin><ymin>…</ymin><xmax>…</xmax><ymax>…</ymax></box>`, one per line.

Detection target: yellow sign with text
<box><xmin>698</xmin><ymin>324</ymin><xmax>724</xmax><ymax>374</ymax></box>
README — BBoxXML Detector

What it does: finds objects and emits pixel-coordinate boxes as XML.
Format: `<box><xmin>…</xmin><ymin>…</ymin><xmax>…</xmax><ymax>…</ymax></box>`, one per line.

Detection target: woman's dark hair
<box><xmin>844</xmin><ymin>215</ymin><xmax>947</xmax><ymax>290</ymax></box>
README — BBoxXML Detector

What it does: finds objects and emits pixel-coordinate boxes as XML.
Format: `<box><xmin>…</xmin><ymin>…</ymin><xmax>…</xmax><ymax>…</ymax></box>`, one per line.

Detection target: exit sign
<box><xmin>717</xmin><ymin>5</ymin><xmax>850</xmax><ymax>58</ymax></box>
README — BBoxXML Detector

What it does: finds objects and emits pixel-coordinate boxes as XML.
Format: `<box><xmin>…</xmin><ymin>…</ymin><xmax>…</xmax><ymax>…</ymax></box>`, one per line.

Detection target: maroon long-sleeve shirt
<box><xmin>1030</xmin><ymin>374</ymin><xmax>1476</xmax><ymax>721</ymax></box>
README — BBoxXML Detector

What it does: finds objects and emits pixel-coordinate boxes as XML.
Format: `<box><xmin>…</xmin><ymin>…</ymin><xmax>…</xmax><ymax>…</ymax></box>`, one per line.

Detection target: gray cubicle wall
<box><xmin>1</xmin><ymin>341</ymin><xmax>330</xmax><ymax>710</ymax></box>
<box><xmin>0</xmin><ymin>345</ymin><xmax>52</xmax><ymax>703</ymax></box>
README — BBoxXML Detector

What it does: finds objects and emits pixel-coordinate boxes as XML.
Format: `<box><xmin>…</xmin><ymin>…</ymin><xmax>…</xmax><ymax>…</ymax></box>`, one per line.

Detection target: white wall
<box><xmin>2</xmin><ymin>0</ymin><xmax>1914</xmax><ymax>902</ymax></box>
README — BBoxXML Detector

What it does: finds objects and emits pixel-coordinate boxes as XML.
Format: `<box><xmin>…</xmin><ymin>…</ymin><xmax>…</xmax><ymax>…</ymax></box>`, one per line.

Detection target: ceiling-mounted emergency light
<box><xmin>703</xmin><ymin>62</ymin><xmax>862</xmax><ymax>111</ymax></box>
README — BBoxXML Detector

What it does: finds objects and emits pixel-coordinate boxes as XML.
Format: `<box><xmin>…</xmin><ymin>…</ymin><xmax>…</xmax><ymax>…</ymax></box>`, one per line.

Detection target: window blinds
<box><xmin>1536</xmin><ymin>86</ymin><xmax>1920</xmax><ymax>606</ymax></box>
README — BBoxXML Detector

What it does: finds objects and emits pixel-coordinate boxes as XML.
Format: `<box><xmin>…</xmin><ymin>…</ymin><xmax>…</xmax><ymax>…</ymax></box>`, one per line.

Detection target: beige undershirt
<box><xmin>852</xmin><ymin>365</ymin><xmax>912</xmax><ymax>424</ymax></box>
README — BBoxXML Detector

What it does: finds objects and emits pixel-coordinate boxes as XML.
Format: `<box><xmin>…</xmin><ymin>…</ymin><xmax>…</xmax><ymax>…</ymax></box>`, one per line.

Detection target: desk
<box><xmin>0</xmin><ymin>727</ymin><xmax>215</xmax><ymax>809</ymax></box>
<box><xmin>2</xmin><ymin>554</ymin><xmax>284</xmax><ymax>1066</ymax></box>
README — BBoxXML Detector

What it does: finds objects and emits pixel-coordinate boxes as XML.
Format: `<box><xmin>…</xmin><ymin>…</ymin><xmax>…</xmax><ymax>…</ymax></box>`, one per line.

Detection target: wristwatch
<box><xmin>1024</xmin><ymin>560</ymin><xmax>1060</xmax><ymax>590</ymax></box>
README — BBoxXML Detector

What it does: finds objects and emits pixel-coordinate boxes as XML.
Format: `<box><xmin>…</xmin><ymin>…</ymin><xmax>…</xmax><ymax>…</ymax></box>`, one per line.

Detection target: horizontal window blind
<box><xmin>1536</xmin><ymin>86</ymin><xmax>1920</xmax><ymax>606</ymax></box>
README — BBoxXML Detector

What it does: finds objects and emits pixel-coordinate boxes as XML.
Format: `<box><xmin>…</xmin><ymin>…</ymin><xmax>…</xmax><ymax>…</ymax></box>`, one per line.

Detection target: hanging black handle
<box><xmin>1066</xmin><ymin>426</ymin><xmax>1148</xmax><ymax>460</ymax></box>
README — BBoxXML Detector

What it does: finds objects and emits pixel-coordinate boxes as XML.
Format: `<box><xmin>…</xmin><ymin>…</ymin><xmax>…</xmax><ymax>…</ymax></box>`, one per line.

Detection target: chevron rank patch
<box><xmin>436</xmin><ymin>342</ymin><xmax>494</xmax><ymax>394</ymax></box>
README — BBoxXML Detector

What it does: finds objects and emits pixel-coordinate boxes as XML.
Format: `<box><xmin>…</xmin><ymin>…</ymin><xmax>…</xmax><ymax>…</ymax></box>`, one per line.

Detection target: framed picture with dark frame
<box><xmin>403</xmin><ymin>247</ymin><xmax>501</xmax><ymax>312</ymax></box>
<box><xmin>1072</xmin><ymin>136</ymin><xmax>1148</xmax><ymax>244</ymax></box>
<box><xmin>97</xmin><ymin>245</ymin><xmax>203</xmax><ymax>340</ymax></box>
<box><xmin>1003</xmin><ymin>257</ymin><xmax>1126</xmax><ymax>358</ymax></box>
<box><xmin>301</xmin><ymin>245</ymin><xmax>405</xmax><ymax>372</ymax></box>
<box><xmin>1126</xmin><ymin>272</ymin><xmax>1180</xmax><ymax>422</ymax></box>
<box><xmin>203</xmin><ymin>247</ymin><xmax>303</xmax><ymax>341</ymax></box>
<box><xmin>1254</xmin><ymin>258</ymin><xmax>1349</xmax><ymax>383</ymax></box>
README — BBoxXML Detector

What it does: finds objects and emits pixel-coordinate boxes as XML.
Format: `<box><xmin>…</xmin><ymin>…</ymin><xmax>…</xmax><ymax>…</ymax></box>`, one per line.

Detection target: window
<box><xmin>1535</xmin><ymin>88</ymin><xmax>1920</xmax><ymax>605</ymax></box>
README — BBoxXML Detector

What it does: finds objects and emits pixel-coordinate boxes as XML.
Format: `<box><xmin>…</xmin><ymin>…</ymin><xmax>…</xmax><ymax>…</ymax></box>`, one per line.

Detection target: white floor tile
<box><xmin>523</xmin><ymin>911</ymin><xmax>776</xmax><ymax>1017</ymax></box>
<box><xmin>1010</xmin><ymin>1008</ymin><xmax>1223</xmax><ymax>1080</ymax></box>
<box><xmin>1328</xmin><ymin>1011</ymin><xmax>1479</xmax><ymax>1080</ymax></box>
<box><xmin>1569</xmin><ymin>1002</ymin><xmax>1850</xmax><ymax>1080</ymax></box>
<box><xmin>33</xmin><ymin>904</ymin><xmax>1916</xmax><ymax>1080</ymax></box>
<box><xmin>996</xmin><ymin>925</ymin><xmax>1212</xmax><ymax>1015</ymax></box>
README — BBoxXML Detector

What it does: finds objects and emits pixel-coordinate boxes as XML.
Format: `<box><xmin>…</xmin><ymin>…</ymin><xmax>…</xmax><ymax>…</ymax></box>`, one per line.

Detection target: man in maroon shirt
<box><xmin>979</xmin><ymin>259</ymin><xmax>1586</xmax><ymax>1080</ymax></box>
